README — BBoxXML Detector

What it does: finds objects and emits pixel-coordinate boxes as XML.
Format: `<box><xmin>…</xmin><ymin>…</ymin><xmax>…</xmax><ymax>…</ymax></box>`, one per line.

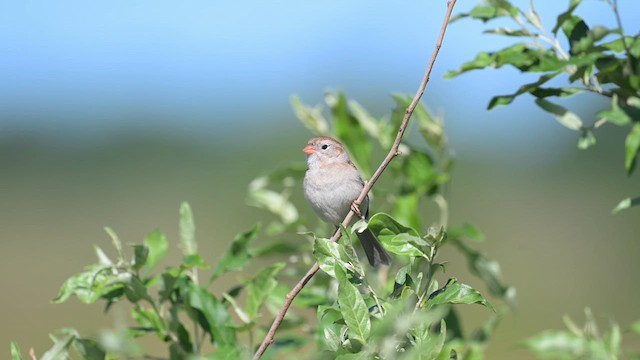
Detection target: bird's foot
<box><xmin>351</xmin><ymin>200</ymin><xmax>366</xmax><ymax>221</ymax></box>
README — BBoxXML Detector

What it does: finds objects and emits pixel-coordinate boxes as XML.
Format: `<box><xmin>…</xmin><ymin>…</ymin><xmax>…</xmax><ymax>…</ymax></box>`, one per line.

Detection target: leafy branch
<box><xmin>251</xmin><ymin>1</ymin><xmax>459</xmax><ymax>357</ymax></box>
<box><xmin>447</xmin><ymin>0</ymin><xmax>640</xmax><ymax>212</ymax></box>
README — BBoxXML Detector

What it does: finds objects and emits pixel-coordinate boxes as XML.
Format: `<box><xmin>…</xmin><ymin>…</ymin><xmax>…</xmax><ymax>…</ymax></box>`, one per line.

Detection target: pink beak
<box><xmin>303</xmin><ymin>144</ymin><xmax>316</xmax><ymax>155</ymax></box>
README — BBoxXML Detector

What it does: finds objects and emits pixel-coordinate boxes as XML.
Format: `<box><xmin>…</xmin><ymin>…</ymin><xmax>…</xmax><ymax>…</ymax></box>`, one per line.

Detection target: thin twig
<box><xmin>252</xmin><ymin>1</ymin><xmax>458</xmax><ymax>358</ymax></box>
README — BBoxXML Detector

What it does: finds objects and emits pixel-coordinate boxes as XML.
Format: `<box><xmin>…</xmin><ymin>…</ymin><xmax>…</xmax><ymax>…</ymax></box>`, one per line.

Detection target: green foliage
<box><xmin>12</xmin><ymin>93</ymin><xmax>515</xmax><ymax>359</ymax></box>
<box><xmin>524</xmin><ymin>308</ymin><xmax>640</xmax><ymax>360</ymax></box>
<box><xmin>448</xmin><ymin>0</ymin><xmax>640</xmax><ymax>212</ymax></box>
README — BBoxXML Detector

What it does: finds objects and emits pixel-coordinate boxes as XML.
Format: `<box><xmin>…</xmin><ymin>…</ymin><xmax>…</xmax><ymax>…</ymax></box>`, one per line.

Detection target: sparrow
<box><xmin>302</xmin><ymin>136</ymin><xmax>391</xmax><ymax>267</ymax></box>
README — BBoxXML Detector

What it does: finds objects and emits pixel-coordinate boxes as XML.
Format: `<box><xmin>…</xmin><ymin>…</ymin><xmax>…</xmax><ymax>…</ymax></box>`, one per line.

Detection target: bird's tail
<box><xmin>356</xmin><ymin>228</ymin><xmax>391</xmax><ymax>267</ymax></box>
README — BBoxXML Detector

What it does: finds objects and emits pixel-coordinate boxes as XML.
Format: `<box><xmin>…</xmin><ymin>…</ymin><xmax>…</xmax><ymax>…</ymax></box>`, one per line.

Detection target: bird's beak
<box><xmin>303</xmin><ymin>144</ymin><xmax>316</xmax><ymax>155</ymax></box>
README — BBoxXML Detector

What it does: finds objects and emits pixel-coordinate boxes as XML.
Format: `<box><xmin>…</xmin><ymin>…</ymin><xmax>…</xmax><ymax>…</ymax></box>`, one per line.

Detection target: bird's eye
<box><xmin>321</xmin><ymin>144</ymin><xmax>329</xmax><ymax>150</ymax></box>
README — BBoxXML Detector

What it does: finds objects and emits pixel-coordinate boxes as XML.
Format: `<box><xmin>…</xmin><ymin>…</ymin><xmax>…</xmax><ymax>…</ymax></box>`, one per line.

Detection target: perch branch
<box><xmin>252</xmin><ymin>1</ymin><xmax>458</xmax><ymax>358</ymax></box>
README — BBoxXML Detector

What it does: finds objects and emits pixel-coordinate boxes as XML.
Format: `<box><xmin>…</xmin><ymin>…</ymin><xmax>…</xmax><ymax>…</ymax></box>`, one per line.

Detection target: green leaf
<box><xmin>103</xmin><ymin>227</ymin><xmax>123</xmax><ymax>262</ymax></box>
<box><xmin>408</xmin><ymin>319</ymin><xmax>447</xmax><ymax>360</ymax></box>
<box><xmin>471</xmin><ymin>310</ymin><xmax>506</xmax><ymax>344</ymax></box>
<box><xmin>94</xmin><ymin>245</ymin><xmax>113</xmax><ymax>266</ymax></box>
<box><xmin>131</xmin><ymin>305</ymin><xmax>168</xmax><ymax>339</ymax></box>
<box><xmin>367</xmin><ymin>213</ymin><xmax>429</xmax><ymax>257</ymax></box>
<box><xmin>348</xmin><ymin>99</ymin><xmax>387</xmax><ymax>144</ymax></box>
<box><xmin>209</xmin><ymin>345</ymin><xmax>243</xmax><ymax>359</ymax></box>
<box><xmin>578</xmin><ymin>129</ymin><xmax>596</xmax><ymax>150</ymax></box>
<box><xmin>631</xmin><ymin>320</ymin><xmax>640</xmax><ymax>335</ymax></box>
<box><xmin>393</xmin><ymin>193</ymin><xmax>422</xmax><ymax>233</ymax></box>
<box><xmin>612</xmin><ymin>196</ymin><xmax>640</xmax><ymax>214</ymax></box>
<box><xmin>52</xmin><ymin>265</ymin><xmax>125</xmax><ymax>304</ymax></box>
<box><xmin>10</xmin><ymin>342</ymin><xmax>23</xmax><ymax>360</ymax></box>
<box><xmin>313</xmin><ymin>237</ymin><xmax>353</xmax><ymax>278</ymax></box>
<box><xmin>335</xmin><ymin>353</ymin><xmax>371</xmax><ymax>360</ymax></box>
<box><xmin>247</xmin><ymin>176</ymin><xmax>299</xmax><ymax>224</ymax></box>
<box><xmin>447</xmin><ymin>223</ymin><xmax>485</xmax><ymax>242</ymax></box>
<box><xmin>73</xmin><ymin>338</ymin><xmax>106</xmax><ymax>360</ymax></box>
<box><xmin>179</xmin><ymin>202</ymin><xmax>196</xmax><ymax>256</ymax></box>
<box><xmin>335</xmin><ymin>265</ymin><xmax>370</xmax><ymax>344</ymax></box>
<box><xmin>404</xmin><ymin>150</ymin><xmax>436</xmax><ymax>193</ymax></box>
<box><xmin>524</xmin><ymin>330</ymin><xmax>586</xmax><ymax>358</ymax></box>
<box><xmin>210</xmin><ymin>224</ymin><xmax>260</xmax><ymax>282</ymax></box>
<box><xmin>328</xmin><ymin>92</ymin><xmax>372</xmax><ymax>176</ymax></box>
<box><xmin>143</xmin><ymin>230</ymin><xmax>168</xmax><ymax>272</ymax></box>
<box><xmin>188</xmin><ymin>284</ymin><xmax>237</xmax><ymax>346</ymax></box>
<box><xmin>535</xmin><ymin>98</ymin><xmax>583</xmax><ymax>130</ymax></box>
<box><xmin>452</xmin><ymin>238</ymin><xmax>516</xmax><ymax>309</ymax></box>
<box><xmin>598</xmin><ymin>95</ymin><xmax>632</xmax><ymax>126</ymax></box>
<box><xmin>427</xmin><ymin>278</ymin><xmax>494</xmax><ymax>312</ymax></box>
<box><xmin>131</xmin><ymin>244</ymin><xmax>148</xmax><ymax>272</ymax></box>
<box><xmin>604</xmin><ymin>322</ymin><xmax>621</xmax><ymax>356</ymax></box>
<box><xmin>182</xmin><ymin>254</ymin><xmax>208</xmax><ymax>269</ymax></box>
<box><xmin>445</xmin><ymin>52</ymin><xmax>493</xmax><ymax>78</ymax></box>
<box><xmin>291</xmin><ymin>95</ymin><xmax>329</xmax><ymax>135</ymax></box>
<box><xmin>317</xmin><ymin>305</ymin><xmax>344</xmax><ymax>352</ymax></box>
<box><xmin>484</xmin><ymin>27</ymin><xmax>532</xmax><ymax>37</ymax></box>
<box><xmin>245</xmin><ymin>262</ymin><xmax>285</xmax><ymax>319</ymax></box>
<box><xmin>41</xmin><ymin>333</ymin><xmax>75</xmax><ymax>360</ymax></box>
<box><xmin>123</xmin><ymin>275</ymin><xmax>152</xmax><ymax>303</ymax></box>
<box><xmin>487</xmin><ymin>71</ymin><xmax>563</xmax><ymax>111</ymax></box>
<box><xmin>552</xmin><ymin>0</ymin><xmax>583</xmax><ymax>35</ymax></box>
<box><xmin>625</xmin><ymin>123</ymin><xmax>640</xmax><ymax>174</ymax></box>
<box><xmin>453</xmin><ymin>2</ymin><xmax>518</xmax><ymax>23</ymax></box>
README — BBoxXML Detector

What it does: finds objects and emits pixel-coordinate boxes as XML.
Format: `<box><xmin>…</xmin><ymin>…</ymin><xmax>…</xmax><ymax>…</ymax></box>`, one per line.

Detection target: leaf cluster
<box><xmin>524</xmin><ymin>308</ymin><xmax>640</xmax><ymax>360</ymax></box>
<box><xmin>12</xmin><ymin>93</ymin><xmax>514</xmax><ymax>360</ymax></box>
<box><xmin>447</xmin><ymin>0</ymin><xmax>640</xmax><ymax>212</ymax></box>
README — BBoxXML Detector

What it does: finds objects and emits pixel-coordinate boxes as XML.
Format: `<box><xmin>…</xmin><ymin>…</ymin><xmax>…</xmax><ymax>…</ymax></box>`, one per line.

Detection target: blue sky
<box><xmin>1</xmin><ymin>1</ymin><xmax>638</xmax><ymax>140</ymax></box>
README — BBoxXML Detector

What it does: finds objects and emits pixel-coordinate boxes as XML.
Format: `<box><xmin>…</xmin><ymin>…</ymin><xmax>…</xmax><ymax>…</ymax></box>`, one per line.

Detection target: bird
<box><xmin>302</xmin><ymin>136</ymin><xmax>391</xmax><ymax>267</ymax></box>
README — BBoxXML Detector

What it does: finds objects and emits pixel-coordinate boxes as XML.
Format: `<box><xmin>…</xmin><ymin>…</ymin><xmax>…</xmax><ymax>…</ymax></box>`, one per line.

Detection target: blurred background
<box><xmin>1</xmin><ymin>0</ymin><xmax>639</xmax><ymax>358</ymax></box>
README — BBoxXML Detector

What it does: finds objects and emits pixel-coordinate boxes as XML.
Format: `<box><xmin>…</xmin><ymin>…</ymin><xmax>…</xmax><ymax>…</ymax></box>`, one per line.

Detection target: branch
<box><xmin>252</xmin><ymin>1</ymin><xmax>458</xmax><ymax>358</ymax></box>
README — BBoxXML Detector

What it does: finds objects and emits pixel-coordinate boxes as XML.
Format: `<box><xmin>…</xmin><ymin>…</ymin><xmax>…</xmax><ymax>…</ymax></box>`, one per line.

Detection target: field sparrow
<box><xmin>303</xmin><ymin>136</ymin><xmax>391</xmax><ymax>267</ymax></box>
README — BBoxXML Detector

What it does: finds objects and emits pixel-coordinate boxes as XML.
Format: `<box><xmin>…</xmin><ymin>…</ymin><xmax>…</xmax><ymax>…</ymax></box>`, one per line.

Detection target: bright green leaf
<box><xmin>335</xmin><ymin>265</ymin><xmax>370</xmax><ymax>344</ymax></box>
<box><xmin>11</xmin><ymin>342</ymin><xmax>23</xmax><ymax>360</ymax></box>
<box><xmin>535</xmin><ymin>98</ymin><xmax>583</xmax><ymax>130</ymax></box>
<box><xmin>553</xmin><ymin>0</ymin><xmax>583</xmax><ymax>35</ymax></box>
<box><xmin>103</xmin><ymin>227</ymin><xmax>123</xmax><ymax>262</ymax></box>
<box><xmin>612</xmin><ymin>196</ymin><xmax>640</xmax><ymax>214</ymax></box>
<box><xmin>524</xmin><ymin>330</ymin><xmax>586</xmax><ymax>358</ymax></box>
<box><xmin>625</xmin><ymin>123</ymin><xmax>640</xmax><ymax>174</ymax></box>
<box><xmin>179</xmin><ymin>202</ymin><xmax>196</xmax><ymax>256</ymax></box>
<box><xmin>291</xmin><ymin>95</ymin><xmax>329</xmax><ymax>135</ymax></box>
<box><xmin>245</xmin><ymin>262</ymin><xmax>285</xmax><ymax>319</ymax></box>
<box><xmin>598</xmin><ymin>95</ymin><xmax>632</xmax><ymax>126</ymax></box>
<box><xmin>484</xmin><ymin>27</ymin><xmax>532</xmax><ymax>37</ymax></box>
<box><xmin>393</xmin><ymin>193</ymin><xmax>421</xmax><ymax>233</ymax></box>
<box><xmin>313</xmin><ymin>237</ymin><xmax>351</xmax><ymax>278</ymax></box>
<box><xmin>182</xmin><ymin>254</ymin><xmax>208</xmax><ymax>269</ymax></box>
<box><xmin>143</xmin><ymin>230</ymin><xmax>168</xmax><ymax>272</ymax></box>
<box><xmin>427</xmin><ymin>278</ymin><xmax>494</xmax><ymax>312</ymax></box>
<box><xmin>247</xmin><ymin>177</ymin><xmax>299</xmax><ymax>224</ymax></box>
<box><xmin>444</xmin><ymin>52</ymin><xmax>493</xmax><ymax>78</ymax></box>
<box><xmin>578</xmin><ymin>129</ymin><xmax>596</xmax><ymax>150</ymax></box>
<box><xmin>131</xmin><ymin>305</ymin><xmax>168</xmax><ymax>339</ymax></box>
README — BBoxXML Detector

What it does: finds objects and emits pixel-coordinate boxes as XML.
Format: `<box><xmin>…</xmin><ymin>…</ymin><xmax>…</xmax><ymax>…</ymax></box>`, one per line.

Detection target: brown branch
<box><xmin>252</xmin><ymin>1</ymin><xmax>458</xmax><ymax>358</ymax></box>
